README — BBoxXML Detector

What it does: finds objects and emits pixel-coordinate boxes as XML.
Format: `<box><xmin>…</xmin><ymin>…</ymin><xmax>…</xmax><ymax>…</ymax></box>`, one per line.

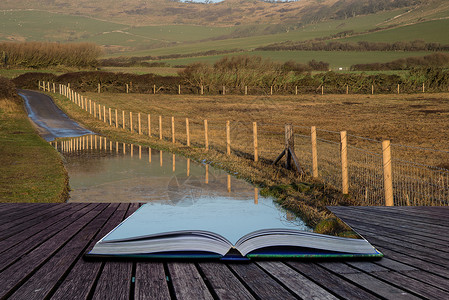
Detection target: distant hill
<box><xmin>1</xmin><ymin>0</ymin><xmax>447</xmax><ymax>27</ymax></box>
<box><xmin>1</xmin><ymin>0</ymin><xmax>448</xmax><ymax>63</ymax></box>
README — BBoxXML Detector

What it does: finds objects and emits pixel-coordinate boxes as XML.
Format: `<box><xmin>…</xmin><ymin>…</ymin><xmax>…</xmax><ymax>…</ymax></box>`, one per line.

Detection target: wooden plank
<box><xmin>167</xmin><ymin>263</ymin><xmax>213</xmax><ymax>300</ymax></box>
<box><xmin>135</xmin><ymin>263</ymin><xmax>170</xmax><ymax>300</ymax></box>
<box><xmin>0</xmin><ymin>204</ymin><xmax>70</xmax><ymax>237</ymax></box>
<box><xmin>0</xmin><ymin>203</ymin><xmax>54</xmax><ymax>228</ymax></box>
<box><xmin>8</xmin><ymin>204</ymin><xmax>118</xmax><ymax>300</ymax></box>
<box><xmin>228</xmin><ymin>263</ymin><xmax>296</xmax><ymax>299</ymax></box>
<box><xmin>0</xmin><ymin>203</ymin><xmax>85</xmax><ymax>254</ymax></box>
<box><xmin>287</xmin><ymin>262</ymin><xmax>381</xmax><ymax>300</ymax></box>
<box><xmin>198</xmin><ymin>262</ymin><xmax>255</xmax><ymax>300</ymax></box>
<box><xmin>91</xmin><ymin>203</ymin><xmax>138</xmax><ymax>300</ymax></box>
<box><xmin>92</xmin><ymin>262</ymin><xmax>132</xmax><ymax>300</ymax></box>
<box><xmin>0</xmin><ymin>204</ymin><xmax>88</xmax><ymax>271</ymax></box>
<box><xmin>50</xmin><ymin>204</ymin><xmax>133</xmax><ymax>300</ymax></box>
<box><xmin>257</xmin><ymin>261</ymin><xmax>338</xmax><ymax>300</ymax></box>
<box><xmin>331</xmin><ymin>209</ymin><xmax>449</xmax><ymax>245</ymax></box>
<box><xmin>0</xmin><ymin>204</ymin><xmax>107</xmax><ymax>299</ymax></box>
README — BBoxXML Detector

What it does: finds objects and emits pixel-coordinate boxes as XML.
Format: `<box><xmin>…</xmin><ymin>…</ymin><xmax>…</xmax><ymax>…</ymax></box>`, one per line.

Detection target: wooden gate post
<box><xmin>382</xmin><ymin>140</ymin><xmax>394</xmax><ymax>206</ymax></box>
<box><xmin>186</xmin><ymin>118</ymin><xmax>190</xmax><ymax>147</ymax></box>
<box><xmin>340</xmin><ymin>131</ymin><xmax>349</xmax><ymax>194</ymax></box>
<box><xmin>272</xmin><ymin>124</ymin><xmax>304</xmax><ymax>175</ymax></box>
<box><xmin>226</xmin><ymin>120</ymin><xmax>231</xmax><ymax>155</ymax></box>
<box><xmin>171</xmin><ymin>116</ymin><xmax>175</xmax><ymax>143</ymax></box>
<box><xmin>285</xmin><ymin>124</ymin><xmax>293</xmax><ymax>169</ymax></box>
<box><xmin>253</xmin><ymin>122</ymin><xmax>258</xmax><ymax>162</ymax></box>
<box><xmin>311</xmin><ymin>126</ymin><xmax>318</xmax><ymax>178</ymax></box>
<box><xmin>159</xmin><ymin>116</ymin><xmax>163</xmax><ymax>140</ymax></box>
<box><xmin>204</xmin><ymin>119</ymin><xmax>209</xmax><ymax>150</ymax></box>
<box><xmin>138</xmin><ymin>113</ymin><xmax>142</xmax><ymax>134</ymax></box>
<box><xmin>148</xmin><ymin>114</ymin><xmax>151</xmax><ymax>136</ymax></box>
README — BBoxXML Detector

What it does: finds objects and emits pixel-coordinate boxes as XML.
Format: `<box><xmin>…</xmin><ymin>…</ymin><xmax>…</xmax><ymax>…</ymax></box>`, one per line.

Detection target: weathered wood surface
<box><xmin>1</xmin><ymin>204</ymin><xmax>448</xmax><ymax>299</ymax></box>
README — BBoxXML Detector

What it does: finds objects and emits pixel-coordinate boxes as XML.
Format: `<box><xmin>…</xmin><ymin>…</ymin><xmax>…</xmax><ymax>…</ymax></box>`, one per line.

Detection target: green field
<box><xmin>157</xmin><ymin>50</ymin><xmax>434</xmax><ymax>69</ymax></box>
<box><xmin>343</xmin><ymin>19</ymin><xmax>449</xmax><ymax>44</ymax></box>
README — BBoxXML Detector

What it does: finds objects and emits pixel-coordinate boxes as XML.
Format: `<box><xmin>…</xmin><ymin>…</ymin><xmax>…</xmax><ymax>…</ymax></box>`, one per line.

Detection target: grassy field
<box><xmin>343</xmin><ymin>19</ymin><xmax>449</xmax><ymax>44</ymax></box>
<box><xmin>158</xmin><ymin>50</ymin><xmax>434</xmax><ymax>69</ymax></box>
<box><xmin>70</xmin><ymin>91</ymin><xmax>449</xmax><ymax>168</ymax></box>
<box><xmin>0</xmin><ymin>95</ymin><xmax>68</xmax><ymax>202</ymax></box>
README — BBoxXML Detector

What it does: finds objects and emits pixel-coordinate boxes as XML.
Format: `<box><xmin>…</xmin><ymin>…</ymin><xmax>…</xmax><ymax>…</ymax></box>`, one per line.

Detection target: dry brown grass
<box><xmin>83</xmin><ymin>92</ymin><xmax>449</xmax><ymax>166</ymax></box>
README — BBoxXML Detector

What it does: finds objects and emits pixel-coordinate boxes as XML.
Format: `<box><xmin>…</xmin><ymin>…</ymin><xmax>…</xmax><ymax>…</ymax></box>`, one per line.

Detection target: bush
<box><xmin>0</xmin><ymin>76</ymin><xmax>17</xmax><ymax>99</ymax></box>
<box><xmin>0</xmin><ymin>42</ymin><xmax>102</xmax><ymax>68</ymax></box>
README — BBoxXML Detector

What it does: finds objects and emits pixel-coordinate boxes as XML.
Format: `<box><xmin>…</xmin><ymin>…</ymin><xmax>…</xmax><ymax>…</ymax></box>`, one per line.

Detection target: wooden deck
<box><xmin>1</xmin><ymin>203</ymin><xmax>448</xmax><ymax>299</ymax></box>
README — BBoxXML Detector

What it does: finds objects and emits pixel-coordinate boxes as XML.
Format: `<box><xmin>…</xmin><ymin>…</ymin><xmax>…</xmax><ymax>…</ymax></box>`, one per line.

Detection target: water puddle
<box><xmin>51</xmin><ymin>134</ymin><xmax>309</xmax><ymax>231</ymax></box>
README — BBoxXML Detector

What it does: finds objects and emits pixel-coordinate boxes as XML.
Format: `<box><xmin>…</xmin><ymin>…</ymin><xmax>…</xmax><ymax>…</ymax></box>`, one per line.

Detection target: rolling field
<box><xmin>343</xmin><ymin>19</ymin><xmax>449</xmax><ymax>44</ymax></box>
<box><xmin>157</xmin><ymin>50</ymin><xmax>434</xmax><ymax>69</ymax></box>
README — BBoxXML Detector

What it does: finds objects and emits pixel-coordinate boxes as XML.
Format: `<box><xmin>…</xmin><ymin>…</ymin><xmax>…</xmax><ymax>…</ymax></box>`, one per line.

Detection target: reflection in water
<box><xmin>51</xmin><ymin>135</ymin><xmax>309</xmax><ymax>231</ymax></box>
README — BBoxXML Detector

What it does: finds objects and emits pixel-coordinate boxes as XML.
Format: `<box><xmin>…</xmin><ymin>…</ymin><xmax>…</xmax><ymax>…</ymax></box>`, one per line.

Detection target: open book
<box><xmin>87</xmin><ymin>198</ymin><xmax>382</xmax><ymax>260</ymax></box>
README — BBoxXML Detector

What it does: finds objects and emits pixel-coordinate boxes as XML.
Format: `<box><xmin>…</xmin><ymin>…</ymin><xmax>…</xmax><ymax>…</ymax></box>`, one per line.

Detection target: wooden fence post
<box><xmin>115</xmin><ymin>109</ymin><xmax>118</xmax><ymax>128</ymax></box>
<box><xmin>397</xmin><ymin>84</ymin><xmax>400</xmax><ymax>94</ymax></box>
<box><xmin>226</xmin><ymin>120</ymin><xmax>231</xmax><ymax>155</ymax></box>
<box><xmin>98</xmin><ymin>83</ymin><xmax>101</xmax><ymax>93</ymax></box>
<box><xmin>103</xmin><ymin>105</ymin><xmax>106</xmax><ymax>123</ymax></box>
<box><xmin>47</xmin><ymin>82</ymin><xmax>50</xmax><ymax>92</ymax></box>
<box><xmin>382</xmin><ymin>140</ymin><xmax>394</xmax><ymax>206</ymax></box>
<box><xmin>201</xmin><ymin>85</ymin><xmax>204</xmax><ymax>95</ymax></box>
<box><xmin>53</xmin><ymin>83</ymin><xmax>56</xmax><ymax>93</ymax></box>
<box><xmin>186</xmin><ymin>118</ymin><xmax>190</xmax><ymax>147</ymax></box>
<box><xmin>311</xmin><ymin>126</ymin><xmax>318</xmax><ymax>178</ymax></box>
<box><xmin>321</xmin><ymin>85</ymin><xmax>324</xmax><ymax>95</ymax></box>
<box><xmin>346</xmin><ymin>85</ymin><xmax>349</xmax><ymax>95</ymax></box>
<box><xmin>159</xmin><ymin>116</ymin><xmax>162</xmax><ymax>140</ymax></box>
<box><xmin>171</xmin><ymin>116</ymin><xmax>175</xmax><ymax>143</ymax></box>
<box><xmin>109</xmin><ymin>108</ymin><xmax>112</xmax><ymax>126</ymax></box>
<box><xmin>122</xmin><ymin>111</ymin><xmax>125</xmax><ymax>129</ymax></box>
<box><xmin>245</xmin><ymin>86</ymin><xmax>248</xmax><ymax>95</ymax></box>
<box><xmin>204</xmin><ymin>119</ymin><xmax>209</xmax><ymax>150</ymax></box>
<box><xmin>178</xmin><ymin>85</ymin><xmax>181</xmax><ymax>95</ymax></box>
<box><xmin>422</xmin><ymin>82</ymin><xmax>425</xmax><ymax>93</ymax></box>
<box><xmin>371</xmin><ymin>84</ymin><xmax>374</xmax><ymax>95</ymax></box>
<box><xmin>253</xmin><ymin>122</ymin><xmax>258</xmax><ymax>162</ymax></box>
<box><xmin>153</xmin><ymin>85</ymin><xmax>156</xmax><ymax>94</ymax></box>
<box><xmin>138</xmin><ymin>113</ymin><xmax>141</xmax><ymax>135</ymax></box>
<box><xmin>98</xmin><ymin>104</ymin><xmax>102</xmax><ymax>120</ymax></box>
<box><xmin>130</xmin><ymin>112</ymin><xmax>133</xmax><ymax>133</ymax></box>
<box><xmin>93</xmin><ymin>102</ymin><xmax>96</xmax><ymax>118</ymax></box>
<box><xmin>148</xmin><ymin>114</ymin><xmax>151</xmax><ymax>136</ymax></box>
<box><xmin>126</xmin><ymin>84</ymin><xmax>129</xmax><ymax>94</ymax></box>
<box><xmin>270</xmin><ymin>86</ymin><xmax>273</xmax><ymax>95</ymax></box>
<box><xmin>223</xmin><ymin>86</ymin><xmax>226</xmax><ymax>95</ymax></box>
<box><xmin>340</xmin><ymin>131</ymin><xmax>349</xmax><ymax>194</ymax></box>
<box><xmin>89</xmin><ymin>100</ymin><xmax>92</xmax><ymax>114</ymax></box>
<box><xmin>295</xmin><ymin>86</ymin><xmax>298</xmax><ymax>95</ymax></box>
<box><xmin>285</xmin><ymin>124</ymin><xmax>293</xmax><ymax>170</ymax></box>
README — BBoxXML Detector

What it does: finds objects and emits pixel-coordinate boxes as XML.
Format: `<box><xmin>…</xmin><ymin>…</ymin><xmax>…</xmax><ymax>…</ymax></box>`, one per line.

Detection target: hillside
<box><xmin>1</xmin><ymin>0</ymin><xmax>445</xmax><ymax>27</ymax></box>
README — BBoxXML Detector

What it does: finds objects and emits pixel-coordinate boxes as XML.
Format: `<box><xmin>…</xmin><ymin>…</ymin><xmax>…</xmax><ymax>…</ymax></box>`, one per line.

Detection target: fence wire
<box><xmin>52</xmin><ymin>84</ymin><xmax>449</xmax><ymax>207</ymax></box>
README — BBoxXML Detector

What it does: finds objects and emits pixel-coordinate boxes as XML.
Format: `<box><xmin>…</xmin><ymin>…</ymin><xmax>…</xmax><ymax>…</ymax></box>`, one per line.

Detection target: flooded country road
<box><xmin>24</xmin><ymin>91</ymin><xmax>308</xmax><ymax>230</ymax></box>
<box><xmin>19</xmin><ymin>89</ymin><xmax>93</xmax><ymax>141</ymax></box>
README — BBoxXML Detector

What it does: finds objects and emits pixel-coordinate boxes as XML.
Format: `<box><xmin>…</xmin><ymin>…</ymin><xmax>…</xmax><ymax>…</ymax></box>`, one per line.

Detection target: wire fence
<box><xmin>44</xmin><ymin>82</ymin><xmax>449</xmax><ymax>206</ymax></box>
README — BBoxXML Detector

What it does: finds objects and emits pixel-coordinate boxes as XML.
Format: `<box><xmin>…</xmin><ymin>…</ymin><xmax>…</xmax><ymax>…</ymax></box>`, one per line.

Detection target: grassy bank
<box><xmin>0</xmin><ymin>87</ymin><xmax>69</xmax><ymax>202</ymax></box>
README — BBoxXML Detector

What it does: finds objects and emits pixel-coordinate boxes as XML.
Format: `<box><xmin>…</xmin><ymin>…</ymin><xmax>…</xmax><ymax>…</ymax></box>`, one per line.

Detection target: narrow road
<box><xmin>18</xmin><ymin>89</ymin><xmax>93</xmax><ymax>141</ymax></box>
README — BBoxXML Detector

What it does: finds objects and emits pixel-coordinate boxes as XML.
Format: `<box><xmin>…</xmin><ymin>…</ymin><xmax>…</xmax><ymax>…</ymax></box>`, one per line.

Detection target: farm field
<box><xmin>157</xmin><ymin>50</ymin><xmax>434</xmax><ymax>69</ymax></box>
<box><xmin>78</xmin><ymin>91</ymin><xmax>449</xmax><ymax>168</ymax></box>
<box><xmin>342</xmin><ymin>19</ymin><xmax>449</xmax><ymax>44</ymax></box>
